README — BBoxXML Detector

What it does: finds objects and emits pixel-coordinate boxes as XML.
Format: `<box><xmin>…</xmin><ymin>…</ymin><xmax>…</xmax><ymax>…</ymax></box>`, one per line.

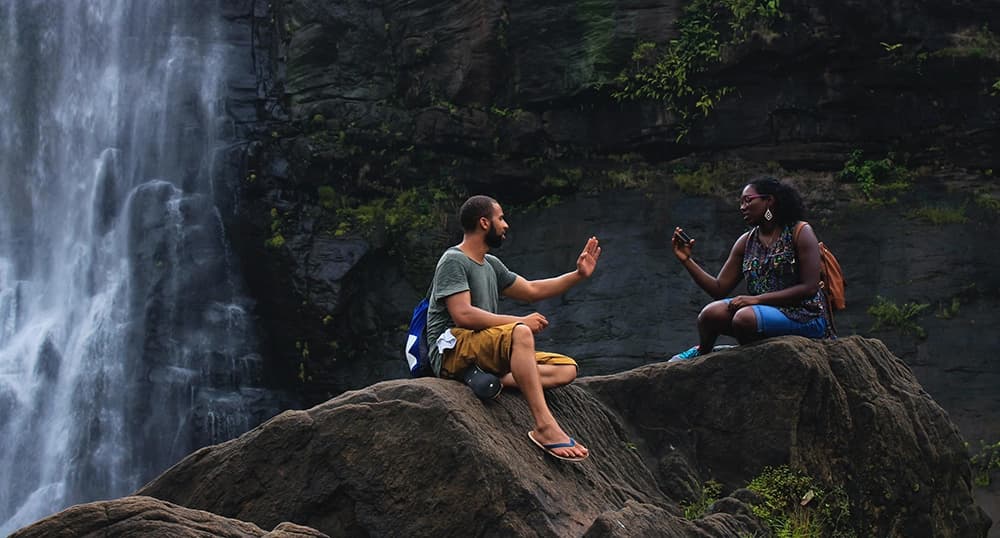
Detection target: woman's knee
<box><xmin>698</xmin><ymin>300</ymin><xmax>732</xmax><ymax>325</ymax></box>
<box><xmin>731</xmin><ymin>307</ymin><xmax>759</xmax><ymax>335</ymax></box>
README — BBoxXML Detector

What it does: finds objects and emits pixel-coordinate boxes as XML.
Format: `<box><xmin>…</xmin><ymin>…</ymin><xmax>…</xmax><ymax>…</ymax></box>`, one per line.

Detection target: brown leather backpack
<box><xmin>793</xmin><ymin>222</ymin><xmax>845</xmax><ymax>310</ymax></box>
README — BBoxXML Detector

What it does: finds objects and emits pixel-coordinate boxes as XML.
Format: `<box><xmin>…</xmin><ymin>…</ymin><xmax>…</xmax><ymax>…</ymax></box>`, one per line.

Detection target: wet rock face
<box><xmin>135</xmin><ymin>337</ymin><xmax>988</xmax><ymax>537</ymax></box>
<box><xmin>271</xmin><ymin>0</ymin><xmax>1000</xmax><ymax>162</ymax></box>
<box><xmin>238</xmin><ymin>0</ymin><xmax>1000</xmax><ymax>400</ymax></box>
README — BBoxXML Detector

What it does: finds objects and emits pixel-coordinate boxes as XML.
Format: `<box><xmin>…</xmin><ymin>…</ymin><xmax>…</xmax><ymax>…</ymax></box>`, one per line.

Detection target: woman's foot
<box><xmin>668</xmin><ymin>345</ymin><xmax>701</xmax><ymax>362</ymax></box>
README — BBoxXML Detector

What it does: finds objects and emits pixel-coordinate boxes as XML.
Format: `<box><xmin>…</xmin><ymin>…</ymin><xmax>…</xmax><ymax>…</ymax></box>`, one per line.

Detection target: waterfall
<box><xmin>0</xmin><ymin>1</ymin><xmax>276</xmax><ymax>532</ymax></box>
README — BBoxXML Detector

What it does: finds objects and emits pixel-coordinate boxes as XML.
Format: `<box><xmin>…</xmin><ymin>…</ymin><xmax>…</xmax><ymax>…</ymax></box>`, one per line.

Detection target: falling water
<box><xmin>0</xmin><ymin>1</ymin><xmax>275</xmax><ymax>532</ymax></box>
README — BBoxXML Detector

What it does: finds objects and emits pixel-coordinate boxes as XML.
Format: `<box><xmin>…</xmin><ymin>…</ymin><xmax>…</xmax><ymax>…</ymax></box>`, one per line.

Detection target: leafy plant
<box><xmin>613</xmin><ymin>0</ymin><xmax>782</xmax><ymax>141</ymax></box>
<box><xmin>975</xmin><ymin>191</ymin><xmax>1000</xmax><ymax>213</ymax></box>
<box><xmin>991</xmin><ymin>78</ymin><xmax>1000</xmax><ymax>96</ymax></box>
<box><xmin>935</xmin><ymin>297</ymin><xmax>961</xmax><ymax>320</ymax></box>
<box><xmin>265</xmin><ymin>207</ymin><xmax>286</xmax><ymax>249</ymax></box>
<box><xmin>867</xmin><ymin>296</ymin><xmax>929</xmax><ymax>339</ymax></box>
<box><xmin>838</xmin><ymin>150</ymin><xmax>911</xmax><ymax>202</ymax></box>
<box><xmin>970</xmin><ymin>440</ymin><xmax>1000</xmax><ymax>487</ymax></box>
<box><xmin>905</xmin><ymin>205</ymin><xmax>967</xmax><ymax>225</ymax></box>
<box><xmin>932</xmin><ymin>24</ymin><xmax>1000</xmax><ymax>60</ymax></box>
<box><xmin>606</xmin><ymin>168</ymin><xmax>655</xmax><ymax>190</ymax></box>
<box><xmin>682</xmin><ymin>480</ymin><xmax>723</xmax><ymax>519</ymax></box>
<box><xmin>673</xmin><ymin>161</ymin><xmax>745</xmax><ymax>196</ymax></box>
<box><xmin>747</xmin><ymin>465</ymin><xmax>855</xmax><ymax>538</ymax></box>
<box><xmin>335</xmin><ymin>187</ymin><xmax>449</xmax><ymax>240</ymax></box>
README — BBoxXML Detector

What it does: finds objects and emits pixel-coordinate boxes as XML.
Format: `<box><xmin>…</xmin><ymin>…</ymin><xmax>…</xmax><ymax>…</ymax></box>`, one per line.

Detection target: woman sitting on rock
<box><xmin>669</xmin><ymin>176</ymin><xmax>831</xmax><ymax>361</ymax></box>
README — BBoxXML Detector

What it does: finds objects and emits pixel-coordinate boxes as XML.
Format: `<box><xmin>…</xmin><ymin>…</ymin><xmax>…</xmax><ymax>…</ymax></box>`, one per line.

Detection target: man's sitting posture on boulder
<box><xmin>426</xmin><ymin>195</ymin><xmax>601</xmax><ymax>462</ymax></box>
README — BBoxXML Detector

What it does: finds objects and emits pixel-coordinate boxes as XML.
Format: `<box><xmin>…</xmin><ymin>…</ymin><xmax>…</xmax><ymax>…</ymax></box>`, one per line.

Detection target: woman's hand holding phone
<box><xmin>672</xmin><ymin>227</ymin><xmax>694</xmax><ymax>263</ymax></box>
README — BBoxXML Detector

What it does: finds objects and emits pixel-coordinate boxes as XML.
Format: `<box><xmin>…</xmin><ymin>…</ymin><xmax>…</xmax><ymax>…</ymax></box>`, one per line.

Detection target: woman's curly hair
<box><xmin>747</xmin><ymin>176</ymin><xmax>805</xmax><ymax>227</ymax></box>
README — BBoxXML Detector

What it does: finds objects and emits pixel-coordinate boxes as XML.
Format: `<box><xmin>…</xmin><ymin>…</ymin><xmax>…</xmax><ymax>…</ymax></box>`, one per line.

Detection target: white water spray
<box><xmin>0</xmin><ymin>1</ymin><xmax>273</xmax><ymax>532</ymax></box>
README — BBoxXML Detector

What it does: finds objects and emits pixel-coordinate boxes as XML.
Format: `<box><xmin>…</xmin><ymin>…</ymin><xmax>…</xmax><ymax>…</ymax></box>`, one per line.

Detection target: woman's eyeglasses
<box><xmin>740</xmin><ymin>194</ymin><xmax>769</xmax><ymax>206</ymax></box>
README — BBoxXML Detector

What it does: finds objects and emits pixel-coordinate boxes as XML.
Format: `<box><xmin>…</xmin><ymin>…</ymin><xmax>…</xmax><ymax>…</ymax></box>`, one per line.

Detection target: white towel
<box><xmin>435</xmin><ymin>329</ymin><xmax>457</xmax><ymax>354</ymax></box>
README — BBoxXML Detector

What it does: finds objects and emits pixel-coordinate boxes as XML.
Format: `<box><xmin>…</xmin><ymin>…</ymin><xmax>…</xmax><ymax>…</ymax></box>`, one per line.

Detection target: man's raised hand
<box><xmin>576</xmin><ymin>236</ymin><xmax>601</xmax><ymax>278</ymax></box>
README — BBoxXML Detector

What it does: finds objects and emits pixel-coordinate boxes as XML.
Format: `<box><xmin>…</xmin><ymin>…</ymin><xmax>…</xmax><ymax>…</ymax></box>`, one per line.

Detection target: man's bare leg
<box><xmin>500</xmin><ymin>364</ymin><xmax>576</xmax><ymax>390</ymax></box>
<box><xmin>508</xmin><ymin>324</ymin><xmax>588</xmax><ymax>459</ymax></box>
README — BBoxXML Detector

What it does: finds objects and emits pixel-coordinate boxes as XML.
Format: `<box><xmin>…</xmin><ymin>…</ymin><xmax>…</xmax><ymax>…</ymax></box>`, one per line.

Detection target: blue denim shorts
<box><xmin>726</xmin><ymin>299</ymin><xmax>827</xmax><ymax>338</ymax></box>
<box><xmin>751</xmin><ymin>305</ymin><xmax>827</xmax><ymax>338</ymax></box>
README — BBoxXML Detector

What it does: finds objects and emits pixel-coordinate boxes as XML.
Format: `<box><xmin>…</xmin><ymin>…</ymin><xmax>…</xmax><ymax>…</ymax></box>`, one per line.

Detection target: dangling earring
<box><xmin>764</xmin><ymin>208</ymin><xmax>773</xmax><ymax>221</ymax></box>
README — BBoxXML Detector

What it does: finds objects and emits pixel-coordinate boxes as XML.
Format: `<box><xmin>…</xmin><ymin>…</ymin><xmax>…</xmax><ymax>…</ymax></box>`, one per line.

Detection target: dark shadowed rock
<box><xmin>137</xmin><ymin>336</ymin><xmax>988</xmax><ymax>537</ymax></box>
<box><xmin>580</xmin><ymin>336</ymin><xmax>990</xmax><ymax>537</ymax></box>
<box><xmin>10</xmin><ymin>495</ymin><xmax>328</xmax><ymax>538</ymax></box>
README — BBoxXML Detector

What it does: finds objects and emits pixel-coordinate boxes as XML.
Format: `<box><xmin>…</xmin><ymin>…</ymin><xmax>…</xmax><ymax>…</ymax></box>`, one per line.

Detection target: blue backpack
<box><xmin>404</xmin><ymin>297</ymin><xmax>432</xmax><ymax>377</ymax></box>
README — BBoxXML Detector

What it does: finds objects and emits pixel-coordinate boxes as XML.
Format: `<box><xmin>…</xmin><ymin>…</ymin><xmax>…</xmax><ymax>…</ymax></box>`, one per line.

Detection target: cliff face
<box><xmin>227</xmin><ymin>0</ymin><xmax>1000</xmax><ymax>519</ymax></box>
<box><xmin>124</xmin><ymin>337</ymin><xmax>987</xmax><ymax>537</ymax></box>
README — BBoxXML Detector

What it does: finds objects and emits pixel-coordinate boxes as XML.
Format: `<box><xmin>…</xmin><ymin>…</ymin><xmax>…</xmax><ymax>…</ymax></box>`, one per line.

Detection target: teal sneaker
<box><xmin>668</xmin><ymin>345</ymin><xmax>701</xmax><ymax>362</ymax></box>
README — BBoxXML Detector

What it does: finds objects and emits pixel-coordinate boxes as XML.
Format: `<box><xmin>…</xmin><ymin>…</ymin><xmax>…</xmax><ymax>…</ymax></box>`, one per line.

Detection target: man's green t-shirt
<box><xmin>426</xmin><ymin>246</ymin><xmax>518</xmax><ymax>375</ymax></box>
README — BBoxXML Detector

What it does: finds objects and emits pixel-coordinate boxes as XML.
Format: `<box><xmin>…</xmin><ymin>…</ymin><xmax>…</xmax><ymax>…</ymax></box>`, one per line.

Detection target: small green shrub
<box><xmin>975</xmin><ymin>191</ymin><xmax>1000</xmax><ymax>213</ymax></box>
<box><xmin>682</xmin><ymin>480</ymin><xmax>723</xmax><ymax>519</ymax></box>
<box><xmin>613</xmin><ymin>0</ymin><xmax>782</xmax><ymax>140</ymax></box>
<box><xmin>935</xmin><ymin>297</ymin><xmax>961</xmax><ymax>319</ymax></box>
<box><xmin>991</xmin><ymin>78</ymin><xmax>1000</xmax><ymax>96</ymax></box>
<box><xmin>266</xmin><ymin>208</ymin><xmax>286</xmax><ymax>249</ymax></box>
<box><xmin>905</xmin><ymin>205</ymin><xmax>967</xmax><ymax>225</ymax></box>
<box><xmin>317</xmin><ymin>185</ymin><xmax>337</xmax><ymax>209</ymax></box>
<box><xmin>606</xmin><ymin>168</ymin><xmax>655</xmax><ymax>190</ymax></box>
<box><xmin>673</xmin><ymin>161</ymin><xmax>744</xmax><ymax>196</ymax></box>
<box><xmin>838</xmin><ymin>150</ymin><xmax>911</xmax><ymax>202</ymax></box>
<box><xmin>970</xmin><ymin>440</ymin><xmax>1000</xmax><ymax>487</ymax></box>
<box><xmin>867</xmin><ymin>296</ymin><xmax>929</xmax><ymax>339</ymax></box>
<box><xmin>747</xmin><ymin>465</ymin><xmax>855</xmax><ymax>538</ymax></box>
<box><xmin>932</xmin><ymin>25</ymin><xmax>1000</xmax><ymax>60</ymax></box>
<box><xmin>264</xmin><ymin>233</ymin><xmax>286</xmax><ymax>249</ymax></box>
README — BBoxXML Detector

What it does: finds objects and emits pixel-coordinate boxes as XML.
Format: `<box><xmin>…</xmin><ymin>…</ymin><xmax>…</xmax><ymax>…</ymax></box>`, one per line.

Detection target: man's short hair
<box><xmin>459</xmin><ymin>195</ymin><xmax>497</xmax><ymax>231</ymax></box>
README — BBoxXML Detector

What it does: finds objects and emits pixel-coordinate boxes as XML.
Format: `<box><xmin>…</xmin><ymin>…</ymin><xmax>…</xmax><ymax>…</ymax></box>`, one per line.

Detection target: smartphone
<box><xmin>677</xmin><ymin>229</ymin><xmax>693</xmax><ymax>244</ymax></box>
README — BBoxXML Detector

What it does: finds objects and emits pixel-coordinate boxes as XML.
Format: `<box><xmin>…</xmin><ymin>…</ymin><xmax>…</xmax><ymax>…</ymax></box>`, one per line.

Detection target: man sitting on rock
<box><xmin>426</xmin><ymin>195</ymin><xmax>601</xmax><ymax>462</ymax></box>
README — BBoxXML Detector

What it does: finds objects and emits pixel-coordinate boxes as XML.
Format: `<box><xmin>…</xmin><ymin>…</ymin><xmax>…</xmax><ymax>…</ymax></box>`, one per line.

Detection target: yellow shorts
<box><xmin>439</xmin><ymin>322</ymin><xmax>577</xmax><ymax>378</ymax></box>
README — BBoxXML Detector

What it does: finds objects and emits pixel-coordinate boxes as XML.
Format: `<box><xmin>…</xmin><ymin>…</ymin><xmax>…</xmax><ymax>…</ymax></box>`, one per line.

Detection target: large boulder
<box><xmin>10</xmin><ymin>495</ymin><xmax>327</xmax><ymax>538</ymax></box>
<box><xmin>137</xmin><ymin>336</ymin><xmax>989</xmax><ymax>537</ymax></box>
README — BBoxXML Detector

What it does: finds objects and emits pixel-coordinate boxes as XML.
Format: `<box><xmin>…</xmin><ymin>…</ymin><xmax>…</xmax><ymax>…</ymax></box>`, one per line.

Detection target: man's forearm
<box><xmin>524</xmin><ymin>270</ymin><xmax>585</xmax><ymax>302</ymax></box>
<box><xmin>451</xmin><ymin>306</ymin><xmax>524</xmax><ymax>330</ymax></box>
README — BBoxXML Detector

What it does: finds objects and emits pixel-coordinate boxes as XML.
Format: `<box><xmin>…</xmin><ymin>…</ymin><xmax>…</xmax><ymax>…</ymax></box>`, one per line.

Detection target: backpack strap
<box><xmin>792</xmin><ymin>221</ymin><xmax>806</xmax><ymax>243</ymax></box>
<box><xmin>791</xmin><ymin>221</ymin><xmax>838</xmax><ymax>338</ymax></box>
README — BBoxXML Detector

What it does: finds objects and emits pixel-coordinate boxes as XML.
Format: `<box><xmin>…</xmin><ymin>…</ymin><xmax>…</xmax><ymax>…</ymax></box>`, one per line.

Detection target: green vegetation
<box><xmin>932</xmin><ymin>25</ymin><xmax>1000</xmax><ymax>60</ymax></box>
<box><xmin>682</xmin><ymin>480</ymin><xmax>723</xmax><ymax>519</ymax></box>
<box><xmin>747</xmin><ymin>465</ymin><xmax>855</xmax><ymax>538</ymax></box>
<box><xmin>613</xmin><ymin>0</ymin><xmax>783</xmax><ymax>141</ymax></box>
<box><xmin>838</xmin><ymin>150</ymin><xmax>911</xmax><ymax>203</ymax></box>
<box><xmin>970</xmin><ymin>440</ymin><xmax>1000</xmax><ymax>487</ymax></box>
<box><xmin>905</xmin><ymin>205</ymin><xmax>967</xmax><ymax>225</ymax></box>
<box><xmin>867</xmin><ymin>296</ymin><xmax>930</xmax><ymax>339</ymax></box>
<box><xmin>991</xmin><ymin>78</ymin><xmax>1000</xmax><ymax>96</ymax></box>
<box><xmin>880</xmin><ymin>41</ymin><xmax>903</xmax><ymax>53</ymax></box>
<box><xmin>606</xmin><ymin>167</ymin><xmax>656</xmax><ymax>190</ymax></box>
<box><xmin>332</xmin><ymin>186</ymin><xmax>450</xmax><ymax>242</ymax></box>
<box><xmin>975</xmin><ymin>190</ymin><xmax>1000</xmax><ymax>213</ymax></box>
<box><xmin>673</xmin><ymin>161</ymin><xmax>745</xmax><ymax>196</ymax></box>
<box><xmin>265</xmin><ymin>207</ymin><xmax>286</xmax><ymax>249</ymax></box>
<box><xmin>541</xmin><ymin>168</ymin><xmax>584</xmax><ymax>190</ymax></box>
<box><xmin>935</xmin><ymin>297</ymin><xmax>961</xmax><ymax>320</ymax></box>
<box><xmin>317</xmin><ymin>185</ymin><xmax>337</xmax><ymax>209</ymax></box>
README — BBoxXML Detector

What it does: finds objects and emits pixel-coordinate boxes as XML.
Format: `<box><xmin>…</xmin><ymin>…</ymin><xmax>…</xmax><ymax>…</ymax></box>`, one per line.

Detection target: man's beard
<box><xmin>485</xmin><ymin>222</ymin><xmax>504</xmax><ymax>249</ymax></box>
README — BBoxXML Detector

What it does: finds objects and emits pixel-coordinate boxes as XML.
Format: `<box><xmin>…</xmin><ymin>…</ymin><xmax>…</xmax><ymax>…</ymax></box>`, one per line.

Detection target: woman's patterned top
<box><xmin>741</xmin><ymin>223</ymin><xmax>824</xmax><ymax>323</ymax></box>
